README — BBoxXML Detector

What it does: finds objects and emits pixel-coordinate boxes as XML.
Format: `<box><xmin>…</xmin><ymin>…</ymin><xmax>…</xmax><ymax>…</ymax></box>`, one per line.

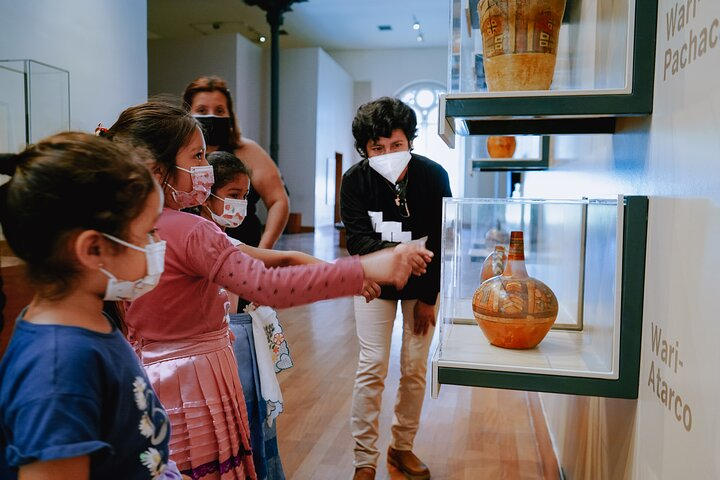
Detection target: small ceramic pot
<box><xmin>487</xmin><ymin>136</ymin><xmax>517</xmax><ymax>158</ymax></box>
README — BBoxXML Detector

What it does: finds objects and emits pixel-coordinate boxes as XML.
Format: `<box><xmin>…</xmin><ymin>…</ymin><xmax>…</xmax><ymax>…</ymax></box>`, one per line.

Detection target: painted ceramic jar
<box><xmin>485</xmin><ymin>220</ymin><xmax>510</xmax><ymax>250</ymax></box>
<box><xmin>478</xmin><ymin>0</ymin><xmax>566</xmax><ymax>91</ymax></box>
<box><xmin>472</xmin><ymin>231</ymin><xmax>558</xmax><ymax>349</ymax></box>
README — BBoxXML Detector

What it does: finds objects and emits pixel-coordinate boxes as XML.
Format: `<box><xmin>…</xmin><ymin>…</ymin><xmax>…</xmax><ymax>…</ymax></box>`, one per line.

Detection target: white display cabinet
<box><xmin>432</xmin><ymin>195</ymin><xmax>648</xmax><ymax>398</ymax></box>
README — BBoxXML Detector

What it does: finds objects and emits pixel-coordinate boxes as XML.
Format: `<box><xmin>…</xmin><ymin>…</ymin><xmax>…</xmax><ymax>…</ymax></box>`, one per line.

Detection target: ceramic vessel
<box><xmin>472</xmin><ymin>231</ymin><xmax>558</xmax><ymax>349</ymax></box>
<box><xmin>478</xmin><ymin>0</ymin><xmax>566</xmax><ymax>91</ymax></box>
<box><xmin>485</xmin><ymin>220</ymin><xmax>510</xmax><ymax>250</ymax></box>
<box><xmin>480</xmin><ymin>245</ymin><xmax>507</xmax><ymax>282</ymax></box>
<box><xmin>487</xmin><ymin>136</ymin><xmax>517</xmax><ymax>158</ymax></box>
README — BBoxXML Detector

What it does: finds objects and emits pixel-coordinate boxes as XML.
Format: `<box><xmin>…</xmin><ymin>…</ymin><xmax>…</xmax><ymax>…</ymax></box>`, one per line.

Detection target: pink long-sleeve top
<box><xmin>125</xmin><ymin>209</ymin><xmax>364</xmax><ymax>341</ymax></box>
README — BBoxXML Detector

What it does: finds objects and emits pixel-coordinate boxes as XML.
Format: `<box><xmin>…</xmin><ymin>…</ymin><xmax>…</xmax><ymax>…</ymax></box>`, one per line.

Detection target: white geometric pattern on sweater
<box><xmin>368</xmin><ymin>211</ymin><xmax>412</xmax><ymax>243</ymax></box>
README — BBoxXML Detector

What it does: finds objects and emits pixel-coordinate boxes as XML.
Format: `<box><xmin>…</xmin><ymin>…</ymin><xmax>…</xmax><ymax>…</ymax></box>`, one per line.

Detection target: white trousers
<box><xmin>350</xmin><ymin>296</ymin><xmax>436</xmax><ymax>469</ymax></box>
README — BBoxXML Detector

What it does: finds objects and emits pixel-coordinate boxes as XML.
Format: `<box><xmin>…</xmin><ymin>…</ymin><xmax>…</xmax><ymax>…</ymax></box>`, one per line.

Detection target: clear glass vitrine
<box><xmin>440</xmin><ymin>0</ymin><xmax>658</xmax><ymax>144</ymax></box>
<box><xmin>0</xmin><ymin>59</ymin><xmax>70</xmax><ymax>152</ymax></box>
<box><xmin>432</xmin><ymin>195</ymin><xmax>648</xmax><ymax>399</ymax></box>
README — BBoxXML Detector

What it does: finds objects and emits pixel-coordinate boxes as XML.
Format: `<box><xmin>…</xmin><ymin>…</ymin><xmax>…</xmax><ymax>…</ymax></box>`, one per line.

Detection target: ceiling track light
<box><xmin>412</xmin><ymin>15</ymin><xmax>423</xmax><ymax>43</ymax></box>
<box><xmin>412</xmin><ymin>15</ymin><xmax>421</xmax><ymax>30</ymax></box>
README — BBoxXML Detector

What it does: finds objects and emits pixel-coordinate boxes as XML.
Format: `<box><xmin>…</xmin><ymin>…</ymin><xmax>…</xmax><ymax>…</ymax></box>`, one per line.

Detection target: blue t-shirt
<box><xmin>0</xmin><ymin>316</ymin><xmax>172</xmax><ymax>479</ymax></box>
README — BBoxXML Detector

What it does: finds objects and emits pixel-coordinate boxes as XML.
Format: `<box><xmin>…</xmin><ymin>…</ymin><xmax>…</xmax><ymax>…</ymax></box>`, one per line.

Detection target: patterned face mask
<box><xmin>206</xmin><ymin>193</ymin><xmax>248</xmax><ymax>229</ymax></box>
<box><xmin>166</xmin><ymin>165</ymin><xmax>214</xmax><ymax>208</ymax></box>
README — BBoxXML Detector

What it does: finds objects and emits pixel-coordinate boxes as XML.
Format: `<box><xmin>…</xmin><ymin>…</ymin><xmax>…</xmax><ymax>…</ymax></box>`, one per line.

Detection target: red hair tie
<box><xmin>94</xmin><ymin>123</ymin><xmax>109</xmax><ymax>137</ymax></box>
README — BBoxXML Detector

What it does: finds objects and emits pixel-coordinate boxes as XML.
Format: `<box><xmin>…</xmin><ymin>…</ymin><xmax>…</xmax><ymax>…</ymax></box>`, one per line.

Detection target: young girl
<box><xmin>105</xmin><ymin>101</ymin><xmax>432</xmax><ymax>480</ymax></box>
<box><xmin>200</xmin><ymin>150</ymin><xmax>304</xmax><ymax>480</ymax></box>
<box><xmin>0</xmin><ymin>133</ymin><xmax>183</xmax><ymax>479</ymax></box>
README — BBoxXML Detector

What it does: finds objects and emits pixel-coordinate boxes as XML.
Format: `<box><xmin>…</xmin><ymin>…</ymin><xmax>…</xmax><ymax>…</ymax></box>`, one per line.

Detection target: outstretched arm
<box><xmin>213</xmin><ymin>244</ymin><xmax>431</xmax><ymax>309</ymax></box>
<box><xmin>237</xmin><ymin>243</ymin><xmax>324</xmax><ymax>267</ymax></box>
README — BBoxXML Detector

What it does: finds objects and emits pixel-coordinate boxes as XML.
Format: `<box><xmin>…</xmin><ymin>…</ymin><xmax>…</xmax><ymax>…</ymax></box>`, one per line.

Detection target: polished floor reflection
<box><xmin>274</xmin><ymin>228</ymin><xmax>558</xmax><ymax>480</ymax></box>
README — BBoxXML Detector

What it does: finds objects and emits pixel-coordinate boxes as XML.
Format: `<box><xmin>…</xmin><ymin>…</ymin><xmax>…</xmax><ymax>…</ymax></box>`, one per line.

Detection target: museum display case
<box><xmin>431</xmin><ymin>195</ymin><xmax>648</xmax><ymax>399</ymax></box>
<box><xmin>0</xmin><ymin>59</ymin><xmax>70</xmax><ymax>152</ymax></box>
<box><xmin>440</xmin><ymin>0</ymin><xmax>658</xmax><ymax>145</ymax></box>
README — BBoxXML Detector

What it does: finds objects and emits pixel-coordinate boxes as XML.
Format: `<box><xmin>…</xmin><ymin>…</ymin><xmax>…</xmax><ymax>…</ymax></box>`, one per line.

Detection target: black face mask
<box><xmin>194</xmin><ymin>115</ymin><xmax>231</xmax><ymax>147</ymax></box>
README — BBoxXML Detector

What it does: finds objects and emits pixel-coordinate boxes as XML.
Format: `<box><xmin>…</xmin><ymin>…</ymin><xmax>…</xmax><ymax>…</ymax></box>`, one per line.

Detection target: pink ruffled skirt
<box><xmin>137</xmin><ymin>329</ymin><xmax>256</xmax><ymax>480</ymax></box>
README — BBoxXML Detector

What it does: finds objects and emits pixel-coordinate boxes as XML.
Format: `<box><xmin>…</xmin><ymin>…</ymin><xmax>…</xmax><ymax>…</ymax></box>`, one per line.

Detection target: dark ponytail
<box><xmin>0</xmin><ymin>132</ymin><xmax>155</xmax><ymax>299</ymax></box>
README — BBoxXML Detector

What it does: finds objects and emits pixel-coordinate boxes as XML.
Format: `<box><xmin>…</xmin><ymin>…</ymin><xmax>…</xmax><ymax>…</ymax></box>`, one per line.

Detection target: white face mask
<box><xmin>167</xmin><ymin>165</ymin><xmax>214</xmax><ymax>208</ymax></box>
<box><xmin>206</xmin><ymin>193</ymin><xmax>248</xmax><ymax>229</ymax></box>
<box><xmin>100</xmin><ymin>233</ymin><xmax>167</xmax><ymax>301</ymax></box>
<box><xmin>368</xmin><ymin>150</ymin><xmax>411</xmax><ymax>184</ymax></box>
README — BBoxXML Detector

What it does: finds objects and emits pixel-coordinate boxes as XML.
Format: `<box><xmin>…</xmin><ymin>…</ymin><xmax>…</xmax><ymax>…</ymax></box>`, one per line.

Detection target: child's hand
<box><xmin>361</xmin><ymin>280</ymin><xmax>381</xmax><ymax>302</ymax></box>
<box><xmin>359</xmin><ymin>244</ymin><xmax>433</xmax><ymax>290</ymax></box>
<box><xmin>394</xmin><ymin>242</ymin><xmax>433</xmax><ymax>276</ymax></box>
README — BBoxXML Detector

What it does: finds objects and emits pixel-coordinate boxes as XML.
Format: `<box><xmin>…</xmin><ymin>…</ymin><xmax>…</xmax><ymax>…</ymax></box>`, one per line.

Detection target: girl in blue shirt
<box><xmin>0</xmin><ymin>133</ymin><xmax>184</xmax><ymax>479</ymax></box>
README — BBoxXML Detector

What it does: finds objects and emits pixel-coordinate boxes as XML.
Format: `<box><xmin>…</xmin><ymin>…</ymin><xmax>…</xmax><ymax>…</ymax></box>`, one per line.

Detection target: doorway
<box><xmin>334</xmin><ymin>152</ymin><xmax>343</xmax><ymax>224</ymax></box>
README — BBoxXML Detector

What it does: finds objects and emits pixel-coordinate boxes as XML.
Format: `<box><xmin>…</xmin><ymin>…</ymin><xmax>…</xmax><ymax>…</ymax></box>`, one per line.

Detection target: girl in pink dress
<box><xmin>104</xmin><ymin>101</ymin><xmax>431</xmax><ymax>480</ymax></box>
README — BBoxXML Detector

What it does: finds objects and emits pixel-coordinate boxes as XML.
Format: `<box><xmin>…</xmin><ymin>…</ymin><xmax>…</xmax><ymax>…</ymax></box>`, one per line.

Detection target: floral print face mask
<box><xmin>167</xmin><ymin>165</ymin><xmax>214</xmax><ymax>208</ymax></box>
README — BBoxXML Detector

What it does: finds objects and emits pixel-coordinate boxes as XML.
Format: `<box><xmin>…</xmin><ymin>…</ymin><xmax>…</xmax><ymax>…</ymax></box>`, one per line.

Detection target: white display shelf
<box><xmin>436</xmin><ymin>323</ymin><xmax>613</xmax><ymax>378</ymax></box>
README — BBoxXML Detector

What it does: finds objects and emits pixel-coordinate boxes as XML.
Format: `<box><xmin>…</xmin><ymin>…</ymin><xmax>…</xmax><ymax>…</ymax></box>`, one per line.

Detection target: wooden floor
<box><xmin>273</xmin><ymin>228</ymin><xmax>559</xmax><ymax>480</ymax></box>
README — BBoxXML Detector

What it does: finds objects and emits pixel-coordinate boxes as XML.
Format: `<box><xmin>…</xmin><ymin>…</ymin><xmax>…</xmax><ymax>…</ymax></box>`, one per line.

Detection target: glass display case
<box><xmin>432</xmin><ymin>195</ymin><xmax>647</xmax><ymax>399</ymax></box>
<box><xmin>0</xmin><ymin>59</ymin><xmax>70</xmax><ymax>152</ymax></box>
<box><xmin>440</xmin><ymin>0</ymin><xmax>658</xmax><ymax>145</ymax></box>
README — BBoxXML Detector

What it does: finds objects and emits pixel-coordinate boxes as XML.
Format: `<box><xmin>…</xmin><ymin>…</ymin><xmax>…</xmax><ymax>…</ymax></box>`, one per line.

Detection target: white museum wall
<box><xmin>0</xmin><ymin>0</ymin><xmax>148</xmax><ymax>135</ymax></box>
<box><xmin>278</xmin><ymin>48</ymin><xmax>354</xmax><ymax>229</ymax></box>
<box><xmin>520</xmin><ymin>1</ymin><xmax>720</xmax><ymax>478</ymax></box>
<box><xmin>315</xmin><ymin>49</ymin><xmax>354</xmax><ymax>227</ymax></box>
<box><xmin>148</xmin><ymin>34</ymin><xmax>265</xmax><ymax>144</ymax></box>
<box><xmin>278</xmin><ymin>48</ymin><xmax>319</xmax><ymax>229</ymax></box>
<box><xmin>328</xmin><ymin>48</ymin><xmax>448</xmax><ymax>163</ymax></box>
<box><xmin>328</xmin><ymin>47</ymin><xmax>447</xmax><ymax>103</ymax></box>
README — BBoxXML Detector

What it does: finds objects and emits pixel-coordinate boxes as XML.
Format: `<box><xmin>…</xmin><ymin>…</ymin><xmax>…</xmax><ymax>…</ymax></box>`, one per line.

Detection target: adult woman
<box><xmin>183</xmin><ymin>76</ymin><xmax>288</xmax><ymax>249</ymax></box>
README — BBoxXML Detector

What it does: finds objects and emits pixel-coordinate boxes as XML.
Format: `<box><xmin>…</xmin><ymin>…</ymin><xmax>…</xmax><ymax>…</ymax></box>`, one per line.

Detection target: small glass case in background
<box><xmin>0</xmin><ymin>59</ymin><xmax>70</xmax><ymax>152</ymax></box>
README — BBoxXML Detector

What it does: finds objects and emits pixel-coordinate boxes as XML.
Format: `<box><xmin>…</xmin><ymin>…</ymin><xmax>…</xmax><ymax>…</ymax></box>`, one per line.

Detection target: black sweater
<box><xmin>340</xmin><ymin>153</ymin><xmax>452</xmax><ymax>305</ymax></box>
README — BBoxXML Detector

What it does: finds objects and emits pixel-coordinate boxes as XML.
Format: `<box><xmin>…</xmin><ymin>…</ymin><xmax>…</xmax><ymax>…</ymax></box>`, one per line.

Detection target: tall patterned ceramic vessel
<box><xmin>478</xmin><ymin>0</ymin><xmax>566</xmax><ymax>91</ymax></box>
<box><xmin>472</xmin><ymin>231</ymin><xmax>558</xmax><ymax>349</ymax></box>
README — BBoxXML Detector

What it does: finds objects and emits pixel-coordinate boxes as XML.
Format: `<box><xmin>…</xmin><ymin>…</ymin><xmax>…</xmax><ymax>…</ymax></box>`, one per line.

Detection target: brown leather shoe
<box><xmin>352</xmin><ymin>466</ymin><xmax>376</xmax><ymax>480</ymax></box>
<box><xmin>387</xmin><ymin>447</ymin><xmax>431</xmax><ymax>480</ymax></box>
